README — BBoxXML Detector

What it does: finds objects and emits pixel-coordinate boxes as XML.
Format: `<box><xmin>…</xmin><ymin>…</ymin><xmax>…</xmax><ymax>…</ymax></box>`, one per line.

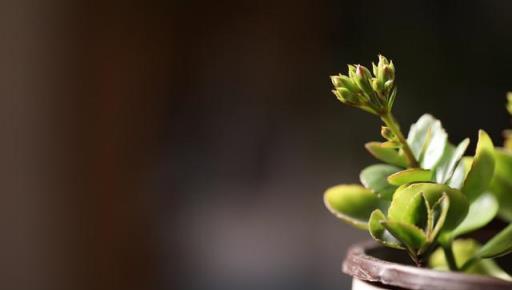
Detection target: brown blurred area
<box><xmin>2</xmin><ymin>0</ymin><xmax>512</xmax><ymax>290</ymax></box>
<box><xmin>1</xmin><ymin>1</ymin><xmax>171</xmax><ymax>289</ymax></box>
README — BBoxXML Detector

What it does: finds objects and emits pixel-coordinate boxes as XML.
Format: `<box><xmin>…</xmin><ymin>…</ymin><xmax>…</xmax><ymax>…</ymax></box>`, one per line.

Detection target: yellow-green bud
<box><xmin>381</xmin><ymin>126</ymin><xmax>396</xmax><ymax>141</ymax></box>
<box><xmin>355</xmin><ymin>65</ymin><xmax>374</xmax><ymax>96</ymax></box>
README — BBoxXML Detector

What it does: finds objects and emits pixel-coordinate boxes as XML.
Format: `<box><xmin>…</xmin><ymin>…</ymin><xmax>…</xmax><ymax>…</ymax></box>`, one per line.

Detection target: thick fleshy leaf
<box><xmin>388</xmin><ymin>183</ymin><xmax>469</xmax><ymax>237</ymax></box>
<box><xmin>420</xmin><ymin>120</ymin><xmax>448</xmax><ymax>169</ymax></box>
<box><xmin>387</xmin><ymin>168</ymin><xmax>433</xmax><ymax>186</ymax></box>
<box><xmin>462</xmin><ymin>130</ymin><xmax>495</xmax><ymax>202</ymax></box>
<box><xmin>365</xmin><ymin>142</ymin><xmax>407</xmax><ymax>167</ymax></box>
<box><xmin>490</xmin><ymin>149</ymin><xmax>512</xmax><ymax>222</ymax></box>
<box><xmin>429</xmin><ymin>239</ymin><xmax>512</xmax><ymax>280</ymax></box>
<box><xmin>381</xmin><ymin>220</ymin><xmax>427</xmax><ymax>250</ymax></box>
<box><xmin>448</xmin><ymin>160</ymin><xmax>466</xmax><ymax>189</ymax></box>
<box><xmin>431</xmin><ymin>193</ymin><xmax>450</xmax><ymax>243</ymax></box>
<box><xmin>360</xmin><ymin>164</ymin><xmax>400</xmax><ymax>200</ymax></box>
<box><xmin>368</xmin><ymin>209</ymin><xmax>403</xmax><ymax>249</ymax></box>
<box><xmin>452</xmin><ymin>193</ymin><xmax>498</xmax><ymax>238</ymax></box>
<box><xmin>407</xmin><ymin>114</ymin><xmax>437</xmax><ymax>160</ymax></box>
<box><xmin>477</xmin><ymin>223</ymin><xmax>512</xmax><ymax>259</ymax></box>
<box><xmin>323</xmin><ymin>184</ymin><xmax>380</xmax><ymax>230</ymax></box>
<box><xmin>435</xmin><ymin>138</ymin><xmax>470</xmax><ymax>184</ymax></box>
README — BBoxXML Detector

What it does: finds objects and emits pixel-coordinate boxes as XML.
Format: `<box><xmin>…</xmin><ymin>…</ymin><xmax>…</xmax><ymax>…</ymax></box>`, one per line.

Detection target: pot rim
<box><xmin>342</xmin><ymin>240</ymin><xmax>512</xmax><ymax>290</ymax></box>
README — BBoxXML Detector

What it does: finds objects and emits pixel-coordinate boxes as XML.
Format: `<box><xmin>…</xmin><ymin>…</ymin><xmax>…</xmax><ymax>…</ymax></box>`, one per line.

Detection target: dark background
<box><xmin>2</xmin><ymin>1</ymin><xmax>512</xmax><ymax>290</ymax></box>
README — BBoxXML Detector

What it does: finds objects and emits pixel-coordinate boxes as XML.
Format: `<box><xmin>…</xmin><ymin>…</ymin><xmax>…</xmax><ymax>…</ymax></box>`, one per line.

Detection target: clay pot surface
<box><xmin>343</xmin><ymin>241</ymin><xmax>512</xmax><ymax>290</ymax></box>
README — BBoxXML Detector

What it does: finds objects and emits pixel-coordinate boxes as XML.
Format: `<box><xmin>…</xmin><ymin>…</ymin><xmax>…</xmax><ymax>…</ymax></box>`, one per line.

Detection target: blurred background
<box><xmin>2</xmin><ymin>0</ymin><xmax>512</xmax><ymax>289</ymax></box>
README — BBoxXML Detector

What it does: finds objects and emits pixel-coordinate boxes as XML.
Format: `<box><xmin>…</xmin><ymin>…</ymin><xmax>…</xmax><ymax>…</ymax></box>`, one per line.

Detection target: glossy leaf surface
<box><xmin>462</xmin><ymin>130</ymin><xmax>495</xmax><ymax>202</ymax></box>
<box><xmin>452</xmin><ymin>193</ymin><xmax>498</xmax><ymax>238</ymax></box>
<box><xmin>360</xmin><ymin>164</ymin><xmax>400</xmax><ymax>200</ymax></box>
<box><xmin>323</xmin><ymin>184</ymin><xmax>380</xmax><ymax>230</ymax></box>
<box><xmin>368</xmin><ymin>209</ymin><xmax>403</xmax><ymax>249</ymax></box>
<box><xmin>435</xmin><ymin>138</ymin><xmax>470</xmax><ymax>184</ymax></box>
<box><xmin>381</xmin><ymin>220</ymin><xmax>426</xmax><ymax>250</ymax></box>
<box><xmin>387</xmin><ymin>168</ymin><xmax>433</xmax><ymax>186</ymax></box>
<box><xmin>365</xmin><ymin>142</ymin><xmax>407</xmax><ymax>167</ymax></box>
<box><xmin>477</xmin><ymin>223</ymin><xmax>512</xmax><ymax>259</ymax></box>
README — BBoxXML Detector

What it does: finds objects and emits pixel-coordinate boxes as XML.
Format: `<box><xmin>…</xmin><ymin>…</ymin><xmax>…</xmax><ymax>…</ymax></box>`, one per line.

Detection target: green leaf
<box><xmin>407</xmin><ymin>114</ymin><xmax>437</xmax><ymax>160</ymax></box>
<box><xmin>447</xmin><ymin>160</ymin><xmax>465</xmax><ymax>189</ymax></box>
<box><xmin>387</xmin><ymin>168</ymin><xmax>433</xmax><ymax>186</ymax></box>
<box><xmin>452</xmin><ymin>193</ymin><xmax>498</xmax><ymax>238</ymax></box>
<box><xmin>387</xmin><ymin>185</ymin><xmax>424</xmax><ymax>225</ymax></box>
<box><xmin>381</xmin><ymin>221</ymin><xmax>427</xmax><ymax>250</ymax></box>
<box><xmin>429</xmin><ymin>239</ymin><xmax>512</xmax><ymax>280</ymax></box>
<box><xmin>490</xmin><ymin>149</ymin><xmax>512</xmax><ymax>222</ymax></box>
<box><xmin>388</xmin><ymin>183</ymin><xmax>469</xmax><ymax>241</ymax></box>
<box><xmin>365</xmin><ymin>142</ymin><xmax>407</xmax><ymax>167</ymax></box>
<box><xmin>431</xmin><ymin>193</ymin><xmax>450</xmax><ymax>242</ymax></box>
<box><xmin>462</xmin><ymin>130</ymin><xmax>495</xmax><ymax>202</ymax></box>
<box><xmin>435</xmin><ymin>138</ymin><xmax>470</xmax><ymax>184</ymax></box>
<box><xmin>420</xmin><ymin>120</ymin><xmax>448</xmax><ymax>170</ymax></box>
<box><xmin>368</xmin><ymin>209</ymin><xmax>404</xmax><ymax>249</ymax></box>
<box><xmin>323</xmin><ymin>184</ymin><xmax>380</xmax><ymax>230</ymax></box>
<box><xmin>360</xmin><ymin>164</ymin><xmax>400</xmax><ymax>200</ymax></box>
<box><xmin>477</xmin><ymin>223</ymin><xmax>512</xmax><ymax>259</ymax></box>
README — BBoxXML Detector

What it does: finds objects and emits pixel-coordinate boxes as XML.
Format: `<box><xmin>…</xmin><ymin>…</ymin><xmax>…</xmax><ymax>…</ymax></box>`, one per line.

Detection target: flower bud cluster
<box><xmin>331</xmin><ymin>55</ymin><xmax>396</xmax><ymax>115</ymax></box>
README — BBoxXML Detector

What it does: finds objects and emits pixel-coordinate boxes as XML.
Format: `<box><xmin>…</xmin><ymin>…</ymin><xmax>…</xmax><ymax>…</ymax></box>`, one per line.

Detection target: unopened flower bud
<box><xmin>381</xmin><ymin>126</ymin><xmax>396</xmax><ymax>141</ymax></box>
<box><xmin>355</xmin><ymin>65</ymin><xmax>374</xmax><ymax>96</ymax></box>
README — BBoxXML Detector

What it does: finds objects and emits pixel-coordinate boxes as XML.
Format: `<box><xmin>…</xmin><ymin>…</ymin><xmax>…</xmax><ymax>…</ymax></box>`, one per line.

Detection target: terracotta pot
<box><xmin>343</xmin><ymin>241</ymin><xmax>512</xmax><ymax>290</ymax></box>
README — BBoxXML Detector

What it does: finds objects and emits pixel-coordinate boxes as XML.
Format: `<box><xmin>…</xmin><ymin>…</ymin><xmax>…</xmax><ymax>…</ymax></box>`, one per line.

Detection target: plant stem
<box><xmin>442</xmin><ymin>242</ymin><xmax>459</xmax><ymax>271</ymax></box>
<box><xmin>460</xmin><ymin>256</ymin><xmax>478</xmax><ymax>272</ymax></box>
<box><xmin>380</xmin><ymin>111</ymin><xmax>419</xmax><ymax>168</ymax></box>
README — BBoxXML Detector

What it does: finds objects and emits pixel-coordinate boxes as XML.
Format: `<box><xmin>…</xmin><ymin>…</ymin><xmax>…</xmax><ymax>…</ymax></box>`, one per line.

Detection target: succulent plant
<box><xmin>490</xmin><ymin>92</ymin><xmax>512</xmax><ymax>222</ymax></box>
<box><xmin>324</xmin><ymin>55</ymin><xmax>512</xmax><ymax>277</ymax></box>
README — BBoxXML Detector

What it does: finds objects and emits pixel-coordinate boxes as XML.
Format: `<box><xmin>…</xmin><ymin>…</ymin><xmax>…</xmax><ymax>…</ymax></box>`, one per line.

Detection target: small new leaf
<box><xmin>387</xmin><ymin>168</ymin><xmax>433</xmax><ymax>186</ymax></box>
<box><xmin>365</xmin><ymin>142</ymin><xmax>407</xmax><ymax>167</ymax></box>
<box><xmin>381</xmin><ymin>221</ymin><xmax>427</xmax><ymax>251</ymax></box>
<box><xmin>369</xmin><ymin>209</ymin><xmax>404</xmax><ymax>249</ymax></box>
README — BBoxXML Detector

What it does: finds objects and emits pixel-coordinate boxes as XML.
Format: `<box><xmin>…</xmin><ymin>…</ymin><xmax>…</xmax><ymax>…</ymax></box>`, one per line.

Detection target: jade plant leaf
<box><xmin>420</xmin><ymin>120</ymin><xmax>448</xmax><ymax>169</ymax></box>
<box><xmin>477</xmin><ymin>223</ymin><xmax>512</xmax><ymax>259</ymax></box>
<box><xmin>407</xmin><ymin>114</ymin><xmax>437</xmax><ymax>160</ymax></box>
<box><xmin>323</xmin><ymin>184</ymin><xmax>380</xmax><ymax>230</ymax></box>
<box><xmin>387</xmin><ymin>168</ymin><xmax>433</xmax><ymax>186</ymax></box>
<box><xmin>388</xmin><ymin>187</ymin><xmax>425</xmax><ymax>226</ymax></box>
<box><xmin>452</xmin><ymin>193</ymin><xmax>498</xmax><ymax>238</ymax></box>
<box><xmin>365</xmin><ymin>142</ymin><xmax>407</xmax><ymax>167</ymax></box>
<box><xmin>368</xmin><ymin>209</ymin><xmax>404</xmax><ymax>249</ymax></box>
<box><xmin>490</xmin><ymin>149</ymin><xmax>512</xmax><ymax>222</ymax></box>
<box><xmin>360</xmin><ymin>164</ymin><xmax>400</xmax><ymax>200</ymax></box>
<box><xmin>429</xmin><ymin>239</ymin><xmax>512</xmax><ymax>280</ymax></box>
<box><xmin>381</xmin><ymin>220</ymin><xmax>427</xmax><ymax>250</ymax></box>
<box><xmin>461</xmin><ymin>130</ymin><xmax>495</xmax><ymax>202</ymax></box>
<box><xmin>435</xmin><ymin>138</ymin><xmax>470</xmax><ymax>184</ymax></box>
<box><xmin>447</xmin><ymin>159</ymin><xmax>466</xmax><ymax>189</ymax></box>
<box><xmin>430</xmin><ymin>193</ymin><xmax>450</xmax><ymax>243</ymax></box>
<box><xmin>388</xmin><ymin>183</ymin><xmax>469</xmax><ymax>237</ymax></box>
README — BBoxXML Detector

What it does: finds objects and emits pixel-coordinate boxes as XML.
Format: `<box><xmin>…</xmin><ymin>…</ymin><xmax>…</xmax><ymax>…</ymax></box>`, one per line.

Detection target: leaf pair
<box><xmin>367</xmin><ymin>183</ymin><xmax>469</xmax><ymax>259</ymax></box>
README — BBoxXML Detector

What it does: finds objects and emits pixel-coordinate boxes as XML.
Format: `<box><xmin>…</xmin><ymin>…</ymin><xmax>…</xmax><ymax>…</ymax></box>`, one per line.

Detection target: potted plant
<box><xmin>324</xmin><ymin>55</ymin><xmax>512</xmax><ymax>290</ymax></box>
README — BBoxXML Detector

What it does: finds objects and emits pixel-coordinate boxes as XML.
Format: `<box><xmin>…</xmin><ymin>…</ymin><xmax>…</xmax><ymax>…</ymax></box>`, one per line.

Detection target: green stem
<box><xmin>380</xmin><ymin>111</ymin><xmax>419</xmax><ymax>168</ymax></box>
<box><xmin>460</xmin><ymin>256</ymin><xmax>478</xmax><ymax>272</ymax></box>
<box><xmin>442</xmin><ymin>242</ymin><xmax>459</xmax><ymax>271</ymax></box>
